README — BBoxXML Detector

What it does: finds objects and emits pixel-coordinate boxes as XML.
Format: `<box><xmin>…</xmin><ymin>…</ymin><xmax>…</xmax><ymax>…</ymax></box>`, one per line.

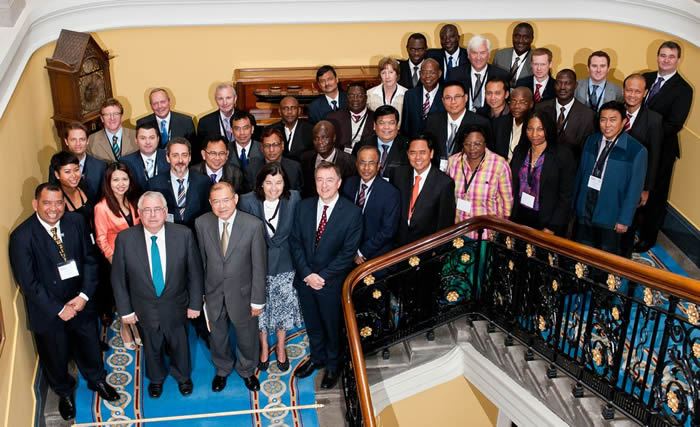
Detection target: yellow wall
<box><xmin>377</xmin><ymin>377</ymin><xmax>499</xmax><ymax>427</ymax></box>
<box><xmin>0</xmin><ymin>19</ymin><xmax>697</xmax><ymax>427</ymax></box>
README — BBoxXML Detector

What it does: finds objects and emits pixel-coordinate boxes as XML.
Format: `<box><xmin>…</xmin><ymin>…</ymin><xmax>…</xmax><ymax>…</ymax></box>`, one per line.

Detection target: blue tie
<box><xmin>239</xmin><ymin>148</ymin><xmax>248</xmax><ymax>170</ymax></box>
<box><xmin>150</xmin><ymin>235</ymin><xmax>165</xmax><ymax>297</ymax></box>
<box><xmin>160</xmin><ymin>120</ymin><xmax>169</xmax><ymax>147</ymax></box>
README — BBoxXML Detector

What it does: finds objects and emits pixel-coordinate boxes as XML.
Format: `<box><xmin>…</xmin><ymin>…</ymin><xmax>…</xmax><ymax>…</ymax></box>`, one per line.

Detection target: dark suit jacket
<box><xmin>289</xmin><ymin>196</ymin><xmax>362</xmax><ymax>289</ymax></box>
<box><xmin>246</xmin><ymin>157</ymin><xmax>304</xmax><ymax>192</ymax></box>
<box><xmin>9</xmin><ymin>213</ymin><xmax>98</xmax><ymax>333</ymax></box>
<box><xmin>516</xmin><ymin>75</ymin><xmax>556</xmax><ymax>103</ymax></box>
<box><xmin>341</xmin><ymin>176</ymin><xmax>400</xmax><ymax>259</ymax></box>
<box><xmin>391</xmin><ymin>165</ymin><xmax>456</xmax><ymax>246</ymax></box>
<box><xmin>401</xmin><ymin>84</ymin><xmax>445</xmax><ymax>138</ymax></box>
<box><xmin>111</xmin><ymin>223</ymin><xmax>203</xmax><ymax>329</ymax></box>
<box><xmin>489</xmin><ymin>113</ymin><xmax>514</xmax><ymax>159</ymax></box>
<box><xmin>120</xmin><ymin>149</ymin><xmax>170</xmax><ymax>193</ymax></box>
<box><xmin>465</xmin><ymin>64</ymin><xmax>509</xmax><ymax>110</ymax></box>
<box><xmin>536</xmin><ymin>99</ymin><xmax>595</xmax><ymax>160</ymax></box>
<box><xmin>510</xmin><ymin>143</ymin><xmax>577</xmax><ymax>235</ymax></box>
<box><xmin>326</xmin><ymin>109</ymin><xmax>375</xmax><ymax>151</ymax></box>
<box><xmin>190</xmin><ymin>161</ymin><xmax>244</xmax><ymax>193</ymax></box>
<box><xmin>226</xmin><ymin>140</ymin><xmax>265</xmax><ymax>192</ymax></box>
<box><xmin>352</xmin><ymin>135</ymin><xmax>409</xmax><ymax>182</ymax></box>
<box><xmin>398</xmin><ymin>59</ymin><xmax>423</xmax><ymax>89</ymax></box>
<box><xmin>48</xmin><ymin>154</ymin><xmax>106</xmax><ymax>203</ymax></box>
<box><xmin>424</xmin><ymin>111</ymin><xmax>491</xmax><ymax>163</ymax></box>
<box><xmin>627</xmin><ymin>107</ymin><xmax>663</xmax><ymax>190</ymax></box>
<box><xmin>300</xmin><ymin>149</ymin><xmax>357</xmax><ymax>198</ymax></box>
<box><xmin>136</xmin><ymin>111</ymin><xmax>197</xmax><ymax>147</ymax></box>
<box><xmin>643</xmin><ymin>71</ymin><xmax>693</xmax><ymax>159</ymax></box>
<box><xmin>308</xmin><ymin>92</ymin><xmax>349</xmax><ymax>124</ymax></box>
<box><xmin>426</xmin><ymin>48</ymin><xmax>469</xmax><ymax>82</ymax></box>
<box><xmin>197</xmin><ymin>110</ymin><xmax>229</xmax><ymax>145</ymax></box>
<box><xmin>147</xmin><ymin>171</ymin><xmax>212</xmax><ymax>228</ymax></box>
<box><xmin>267</xmin><ymin>119</ymin><xmax>314</xmax><ymax>161</ymax></box>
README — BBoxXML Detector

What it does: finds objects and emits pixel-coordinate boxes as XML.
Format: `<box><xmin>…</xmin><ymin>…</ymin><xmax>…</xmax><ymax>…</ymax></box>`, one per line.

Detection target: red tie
<box><xmin>408</xmin><ymin>175</ymin><xmax>422</xmax><ymax>221</ymax></box>
<box><xmin>315</xmin><ymin>205</ymin><xmax>329</xmax><ymax>246</ymax></box>
<box><xmin>534</xmin><ymin>83</ymin><xmax>542</xmax><ymax>103</ymax></box>
<box><xmin>624</xmin><ymin>113</ymin><xmax>632</xmax><ymax>132</ymax></box>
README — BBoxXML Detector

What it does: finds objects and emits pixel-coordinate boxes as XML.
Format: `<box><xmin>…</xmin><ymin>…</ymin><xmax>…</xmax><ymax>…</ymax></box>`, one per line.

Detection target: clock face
<box><xmin>79</xmin><ymin>70</ymin><xmax>106</xmax><ymax>115</ymax></box>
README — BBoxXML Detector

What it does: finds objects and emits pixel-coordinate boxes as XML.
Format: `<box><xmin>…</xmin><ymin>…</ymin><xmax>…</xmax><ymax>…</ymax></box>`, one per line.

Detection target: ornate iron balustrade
<box><xmin>341</xmin><ymin>216</ymin><xmax>700</xmax><ymax>427</ymax></box>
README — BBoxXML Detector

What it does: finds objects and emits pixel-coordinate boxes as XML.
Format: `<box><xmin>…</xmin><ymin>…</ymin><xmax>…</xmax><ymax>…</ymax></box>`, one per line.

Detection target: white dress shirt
<box><xmin>316</xmin><ymin>193</ymin><xmax>340</xmax><ymax>227</ymax></box>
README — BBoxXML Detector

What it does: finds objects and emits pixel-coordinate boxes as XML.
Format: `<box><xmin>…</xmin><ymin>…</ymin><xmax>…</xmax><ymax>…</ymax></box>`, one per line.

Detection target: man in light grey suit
<box><xmin>87</xmin><ymin>98</ymin><xmax>138</xmax><ymax>162</ymax></box>
<box><xmin>195</xmin><ymin>182</ymin><xmax>267</xmax><ymax>392</ymax></box>
<box><xmin>494</xmin><ymin>22</ymin><xmax>534</xmax><ymax>86</ymax></box>
<box><xmin>574</xmin><ymin>51</ymin><xmax>623</xmax><ymax>112</ymax></box>
<box><xmin>111</xmin><ymin>191</ymin><xmax>203</xmax><ymax>398</ymax></box>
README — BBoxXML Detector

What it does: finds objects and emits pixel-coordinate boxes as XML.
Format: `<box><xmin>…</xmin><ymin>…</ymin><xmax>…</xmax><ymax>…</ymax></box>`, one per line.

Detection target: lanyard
<box><xmin>594</xmin><ymin>134</ymin><xmax>620</xmax><ymax>177</ymax></box>
<box><xmin>381</xmin><ymin>85</ymin><xmax>398</xmax><ymax>106</ymax></box>
<box><xmin>589</xmin><ymin>81</ymin><xmax>607</xmax><ymax>110</ymax></box>
<box><xmin>460</xmin><ymin>153</ymin><xmax>486</xmax><ymax>195</ymax></box>
<box><xmin>526</xmin><ymin>148</ymin><xmax>544</xmax><ymax>188</ymax></box>
<box><xmin>265</xmin><ymin>200</ymin><xmax>281</xmax><ymax>234</ymax></box>
<box><xmin>469</xmin><ymin>71</ymin><xmax>487</xmax><ymax>106</ymax></box>
<box><xmin>218</xmin><ymin>115</ymin><xmax>231</xmax><ymax>142</ymax></box>
<box><xmin>350</xmin><ymin>112</ymin><xmax>368</xmax><ymax>143</ymax></box>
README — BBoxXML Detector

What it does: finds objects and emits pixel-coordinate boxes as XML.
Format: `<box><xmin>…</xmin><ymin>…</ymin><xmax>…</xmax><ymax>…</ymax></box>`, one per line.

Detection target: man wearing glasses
<box><xmin>256</xmin><ymin>127</ymin><xmax>303</xmax><ymax>191</ymax></box>
<box><xmin>87</xmin><ymin>98</ymin><xmax>138</xmax><ymax>162</ymax></box>
<box><xmin>190</xmin><ymin>137</ymin><xmax>245</xmax><ymax>193</ymax></box>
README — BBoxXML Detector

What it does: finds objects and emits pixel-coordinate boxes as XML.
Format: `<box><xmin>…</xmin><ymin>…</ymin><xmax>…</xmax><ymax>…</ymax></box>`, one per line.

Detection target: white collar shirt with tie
<box><xmin>205</xmin><ymin>165</ymin><xmax>224</xmax><ymax>183</ymax></box>
<box><xmin>444</xmin><ymin>51</ymin><xmax>460</xmax><ymax>71</ymax></box>
<box><xmin>316</xmin><ymin>193</ymin><xmax>340</xmax><ymax>227</ymax></box>
<box><xmin>422</xmin><ymin>85</ymin><xmax>440</xmax><ymax>110</ymax></box>
<box><xmin>510</xmin><ymin>50</ymin><xmax>528</xmax><ymax>81</ymax></box>
<box><xmin>412</xmin><ymin>164</ymin><xmax>431</xmax><ymax>195</ymax></box>
<box><xmin>555</xmin><ymin>98</ymin><xmax>575</xmax><ymax>123</ymax></box>
<box><xmin>141</xmin><ymin>152</ymin><xmax>158</xmax><ymax>178</ymax></box>
<box><xmin>144</xmin><ymin>225</ymin><xmax>167</xmax><ymax>283</ymax></box>
<box><xmin>284</xmin><ymin>120</ymin><xmax>298</xmax><ymax>151</ymax></box>
<box><xmin>156</xmin><ymin>112</ymin><xmax>171</xmax><ymax>132</ymax></box>
<box><xmin>170</xmin><ymin>171</ymin><xmax>189</xmax><ymax>200</ymax></box>
<box><xmin>325</xmin><ymin>94</ymin><xmax>340</xmax><ymax>110</ymax></box>
<box><xmin>655</xmin><ymin>71</ymin><xmax>676</xmax><ymax>89</ymax></box>
<box><xmin>105</xmin><ymin>128</ymin><xmax>123</xmax><ymax>148</ymax></box>
<box><xmin>445</xmin><ymin>110</ymin><xmax>466</xmax><ymax>157</ymax></box>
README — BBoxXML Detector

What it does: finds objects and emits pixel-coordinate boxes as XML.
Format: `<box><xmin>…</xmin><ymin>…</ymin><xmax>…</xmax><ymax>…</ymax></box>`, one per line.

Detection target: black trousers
<box><xmin>139</xmin><ymin>322</ymin><xmax>191</xmax><ymax>384</ymax></box>
<box><xmin>297</xmin><ymin>282</ymin><xmax>342</xmax><ymax>372</ymax></box>
<box><xmin>575</xmin><ymin>222</ymin><xmax>623</xmax><ymax>255</ymax></box>
<box><xmin>638</xmin><ymin>153</ymin><xmax>676</xmax><ymax>245</ymax></box>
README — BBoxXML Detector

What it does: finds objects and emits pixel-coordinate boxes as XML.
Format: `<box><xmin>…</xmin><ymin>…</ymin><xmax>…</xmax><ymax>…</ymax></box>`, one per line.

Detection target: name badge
<box><xmin>520</xmin><ymin>192</ymin><xmax>535</xmax><ymax>208</ymax></box>
<box><xmin>58</xmin><ymin>260</ymin><xmax>80</xmax><ymax>280</ymax></box>
<box><xmin>344</xmin><ymin>147</ymin><xmax>353</xmax><ymax>155</ymax></box>
<box><xmin>439</xmin><ymin>159</ymin><xmax>448</xmax><ymax>172</ymax></box>
<box><xmin>89</xmin><ymin>233</ymin><xmax>95</xmax><ymax>245</ymax></box>
<box><xmin>382</xmin><ymin>176</ymin><xmax>389</xmax><ymax>182</ymax></box>
<box><xmin>166</xmin><ymin>213</ymin><xmax>175</xmax><ymax>223</ymax></box>
<box><xmin>456</xmin><ymin>198</ymin><xmax>472</xmax><ymax>213</ymax></box>
<box><xmin>587</xmin><ymin>175</ymin><xmax>602</xmax><ymax>191</ymax></box>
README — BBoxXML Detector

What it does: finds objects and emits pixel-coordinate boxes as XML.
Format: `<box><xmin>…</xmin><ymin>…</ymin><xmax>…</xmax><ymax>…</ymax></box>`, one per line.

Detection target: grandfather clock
<box><xmin>46</xmin><ymin>29</ymin><xmax>113</xmax><ymax>140</ymax></box>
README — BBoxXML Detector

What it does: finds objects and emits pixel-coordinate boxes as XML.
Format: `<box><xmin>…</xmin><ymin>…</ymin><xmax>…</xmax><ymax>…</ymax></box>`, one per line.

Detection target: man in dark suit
<box><xmin>266</xmin><ymin>96</ymin><xmax>313</xmax><ymax>161</ymax></box>
<box><xmin>197</xmin><ymin>82</ymin><xmax>237</xmax><ymax>147</ymax></box>
<box><xmin>253</xmin><ymin>127</ymin><xmax>303</xmax><ymax>191</ymax></box>
<box><xmin>635</xmin><ymin>41</ymin><xmax>693</xmax><ymax>252</ymax></box>
<box><xmin>289</xmin><ymin>161</ymin><xmax>362</xmax><ymax>388</ymax></box>
<box><xmin>479</xmin><ymin>77</ymin><xmax>513</xmax><ymax>159</ymax></box>
<box><xmin>391</xmin><ymin>135</ymin><xmax>456</xmax><ymax>246</ymax></box>
<box><xmin>493</xmin><ymin>22</ymin><xmax>534</xmax><ymax>86</ymax></box>
<box><xmin>399</xmin><ymin>33</ymin><xmax>428</xmax><ymax>89</ymax></box>
<box><xmin>573</xmin><ymin>102</ymin><xmax>647</xmax><ymax>255</ymax></box>
<box><xmin>401</xmin><ymin>58</ymin><xmax>444</xmax><ymax>138</ymax></box>
<box><xmin>424</xmin><ymin>81</ymin><xmax>490</xmax><ymax>170</ymax></box>
<box><xmin>352</xmin><ymin>105</ymin><xmax>408</xmax><ymax>182</ymax></box>
<box><xmin>228</xmin><ymin>111</ymin><xmax>265</xmax><ymax>192</ymax></box>
<box><xmin>343</xmin><ymin>145</ymin><xmax>400</xmax><ymax>263</ymax></box>
<box><xmin>300</xmin><ymin>121</ymin><xmax>356</xmax><ymax>198</ymax></box>
<box><xmin>327</xmin><ymin>83</ymin><xmax>375</xmax><ymax>153</ymax></box>
<box><xmin>136</xmin><ymin>88</ymin><xmax>196</xmax><ymax>149</ymax></box>
<box><xmin>111</xmin><ymin>191</ymin><xmax>204</xmax><ymax>397</ymax></box>
<box><xmin>120</xmin><ymin>122</ymin><xmax>170</xmax><ymax>193</ymax></box>
<box><xmin>308</xmin><ymin>65</ymin><xmax>348</xmax><ymax>124</ymax></box>
<box><xmin>515</xmin><ymin>48</ymin><xmax>555</xmax><ymax>104</ymax></box>
<box><xmin>464</xmin><ymin>35</ymin><xmax>509</xmax><ymax>112</ymax></box>
<box><xmin>48</xmin><ymin>122</ymin><xmax>106</xmax><ymax>202</ymax></box>
<box><xmin>536</xmin><ymin>69</ymin><xmax>595</xmax><ymax>161</ymax></box>
<box><xmin>147</xmin><ymin>137</ymin><xmax>211</xmax><ymax>229</ymax></box>
<box><xmin>195</xmin><ymin>182</ymin><xmax>267</xmax><ymax>393</ymax></box>
<box><xmin>190</xmin><ymin>137</ymin><xmax>245</xmax><ymax>193</ymax></box>
<box><xmin>9</xmin><ymin>183</ymin><xmax>119</xmax><ymax>420</ymax></box>
<box><xmin>427</xmin><ymin>24</ymin><xmax>469</xmax><ymax>82</ymax></box>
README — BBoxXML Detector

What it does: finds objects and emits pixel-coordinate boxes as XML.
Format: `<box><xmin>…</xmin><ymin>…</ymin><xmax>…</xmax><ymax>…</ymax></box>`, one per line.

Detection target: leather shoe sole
<box><xmin>321</xmin><ymin>370</ymin><xmax>339</xmax><ymax>389</ymax></box>
<box><xmin>178</xmin><ymin>379</ymin><xmax>194</xmax><ymax>396</ymax></box>
<box><xmin>211</xmin><ymin>375</ymin><xmax>227</xmax><ymax>392</ymax></box>
<box><xmin>148</xmin><ymin>382</ymin><xmax>163</xmax><ymax>398</ymax></box>
<box><xmin>243</xmin><ymin>375</ymin><xmax>260</xmax><ymax>391</ymax></box>
<box><xmin>58</xmin><ymin>394</ymin><xmax>76</xmax><ymax>420</ymax></box>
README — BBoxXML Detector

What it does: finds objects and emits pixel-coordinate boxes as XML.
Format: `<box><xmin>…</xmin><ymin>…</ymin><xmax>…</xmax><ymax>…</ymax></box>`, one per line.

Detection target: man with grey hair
<box><xmin>465</xmin><ymin>34</ymin><xmax>509</xmax><ymax>112</ymax></box>
<box><xmin>197</xmin><ymin>82</ymin><xmax>238</xmax><ymax>146</ymax></box>
<box><xmin>112</xmin><ymin>190</ymin><xmax>204</xmax><ymax>398</ymax></box>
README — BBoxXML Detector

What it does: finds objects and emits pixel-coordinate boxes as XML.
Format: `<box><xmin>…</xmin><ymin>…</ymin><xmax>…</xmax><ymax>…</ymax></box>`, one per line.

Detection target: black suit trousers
<box><xmin>638</xmin><ymin>153</ymin><xmax>676</xmax><ymax>244</ymax></box>
<box><xmin>296</xmin><ymin>283</ymin><xmax>342</xmax><ymax>372</ymax></box>
<box><xmin>139</xmin><ymin>322</ymin><xmax>191</xmax><ymax>384</ymax></box>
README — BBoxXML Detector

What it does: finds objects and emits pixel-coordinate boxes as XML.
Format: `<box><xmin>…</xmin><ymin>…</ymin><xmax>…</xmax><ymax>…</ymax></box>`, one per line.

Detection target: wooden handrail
<box><xmin>341</xmin><ymin>215</ymin><xmax>700</xmax><ymax>427</ymax></box>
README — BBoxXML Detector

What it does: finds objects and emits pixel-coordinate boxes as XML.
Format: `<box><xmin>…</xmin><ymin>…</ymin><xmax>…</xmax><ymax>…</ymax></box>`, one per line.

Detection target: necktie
<box><xmin>446</xmin><ymin>56</ymin><xmax>453</xmax><ymax>79</ymax></box>
<box><xmin>150</xmin><ymin>235</ymin><xmax>165</xmax><ymax>297</ymax></box>
<box><xmin>220</xmin><ymin>221</ymin><xmax>229</xmax><ymax>255</ymax></box>
<box><xmin>509</xmin><ymin>57</ymin><xmax>520</xmax><ymax>86</ymax></box>
<box><xmin>593</xmin><ymin>139</ymin><xmax>615</xmax><ymax>178</ymax></box>
<box><xmin>474</xmin><ymin>73</ymin><xmax>483</xmax><ymax>108</ymax></box>
<box><xmin>624</xmin><ymin>113</ymin><xmax>632</xmax><ymax>132</ymax></box>
<box><xmin>422</xmin><ymin>93</ymin><xmax>431</xmax><ymax>119</ymax></box>
<box><xmin>352</xmin><ymin>114</ymin><xmax>362</xmax><ymax>123</ymax></box>
<box><xmin>145</xmin><ymin>158</ymin><xmax>155</xmax><ymax>178</ymax></box>
<box><xmin>380</xmin><ymin>144</ymin><xmax>389</xmax><ymax>171</ymax></box>
<box><xmin>646</xmin><ymin>76</ymin><xmax>663</xmax><ymax>103</ymax></box>
<box><xmin>412</xmin><ymin>66</ymin><xmax>420</xmax><ymax>87</ymax></box>
<box><xmin>557</xmin><ymin>106</ymin><xmax>566</xmax><ymax>132</ymax></box>
<box><xmin>589</xmin><ymin>84</ymin><xmax>599</xmax><ymax>109</ymax></box>
<box><xmin>408</xmin><ymin>175</ymin><xmax>422</xmax><ymax>221</ymax></box>
<box><xmin>160</xmin><ymin>120</ymin><xmax>169</xmax><ymax>147</ymax></box>
<box><xmin>111</xmin><ymin>135</ymin><xmax>120</xmax><ymax>160</ymax></box>
<box><xmin>239</xmin><ymin>148</ymin><xmax>248</xmax><ymax>170</ymax></box>
<box><xmin>210</xmin><ymin>173</ymin><xmax>217</xmax><ymax>183</ymax></box>
<box><xmin>50</xmin><ymin>227</ymin><xmax>67</xmax><ymax>262</ymax></box>
<box><xmin>315</xmin><ymin>205</ymin><xmax>328</xmax><ymax>246</ymax></box>
<box><xmin>177</xmin><ymin>178</ymin><xmax>186</xmax><ymax>218</ymax></box>
<box><xmin>357</xmin><ymin>183</ymin><xmax>367</xmax><ymax>209</ymax></box>
<box><xmin>331</xmin><ymin>100</ymin><xmax>338</xmax><ymax>111</ymax></box>
<box><xmin>223</xmin><ymin>119</ymin><xmax>233</xmax><ymax>142</ymax></box>
<box><xmin>534</xmin><ymin>83</ymin><xmax>542</xmax><ymax>103</ymax></box>
<box><xmin>447</xmin><ymin>122</ymin><xmax>458</xmax><ymax>155</ymax></box>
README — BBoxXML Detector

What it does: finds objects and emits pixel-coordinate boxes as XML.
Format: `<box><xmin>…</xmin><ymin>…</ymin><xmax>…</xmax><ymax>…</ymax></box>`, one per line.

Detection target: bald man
<box><xmin>300</xmin><ymin>121</ymin><xmax>356</xmax><ymax>197</ymax></box>
<box><xmin>266</xmin><ymin>96</ymin><xmax>313</xmax><ymax>161</ymax></box>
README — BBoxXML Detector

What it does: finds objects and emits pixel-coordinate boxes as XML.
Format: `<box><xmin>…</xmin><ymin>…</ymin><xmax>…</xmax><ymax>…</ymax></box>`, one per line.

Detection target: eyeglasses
<box><xmin>205</xmin><ymin>151</ymin><xmax>228</xmax><ymax>157</ymax></box>
<box><xmin>140</xmin><ymin>207</ymin><xmax>166</xmax><ymax>215</ymax></box>
<box><xmin>262</xmin><ymin>143</ymin><xmax>283</xmax><ymax>149</ymax></box>
<box><xmin>442</xmin><ymin>95</ymin><xmax>465</xmax><ymax>102</ymax></box>
<box><xmin>509</xmin><ymin>99</ymin><xmax>531</xmax><ymax>106</ymax></box>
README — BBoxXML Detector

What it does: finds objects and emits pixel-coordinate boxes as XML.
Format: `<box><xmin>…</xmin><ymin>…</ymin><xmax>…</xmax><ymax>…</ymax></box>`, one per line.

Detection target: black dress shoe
<box><xmin>178</xmin><ymin>379</ymin><xmax>194</xmax><ymax>396</ymax></box>
<box><xmin>91</xmin><ymin>381</ymin><xmax>120</xmax><ymax>401</ymax></box>
<box><xmin>633</xmin><ymin>240</ymin><xmax>654</xmax><ymax>253</ymax></box>
<box><xmin>320</xmin><ymin>369</ymin><xmax>339</xmax><ymax>389</ymax></box>
<box><xmin>211</xmin><ymin>375</ymin><xmax>227</xmax><ymax>392</ymax></box>
<box><xmin>58</xmin><ymin>394</ymin><xmax>76</xmax><ymax>420</ymax></box>
<box><xmin>295</xmin><ymin>359</ymin><xmax>321</xmax><ymax>378</ymax></box>
<box><xmin>243</xmin><ymin>375</ymin><xmax>260</xmax><ymax>391</ymax></box>
<box><xmin>148</xmin><ymin>382</ymin><xmax>163</xmax><ymax>398</ymax></box>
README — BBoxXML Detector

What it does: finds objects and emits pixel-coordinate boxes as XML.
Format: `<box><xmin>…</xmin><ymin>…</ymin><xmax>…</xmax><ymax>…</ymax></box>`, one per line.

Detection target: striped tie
<box><xmin>177</xmin><ymin>178</ymin><xmax>186</xmax><ymax>218</ymax></box>
<box><xmin>111</xmin><ymin>135</ymin><xmax>120</xmax><ymax>160</ymax></box>
<box><xmin>422</xmin><ymin>93</ymin><xmax>430</xmax><ymax>119</ymax></box>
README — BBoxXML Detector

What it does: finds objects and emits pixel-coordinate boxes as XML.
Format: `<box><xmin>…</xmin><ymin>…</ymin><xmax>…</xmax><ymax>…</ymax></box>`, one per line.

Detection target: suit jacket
<box><xmin>510</xmin><ymin>143</ymin><xmax>576</xmax><ymax>235</ymax></box>
<box><xmin>326</xmin><ymin>109</ymin><xmax>375</xmax><ymax>151</ymax></box>
<box><xmin>190</xmin><ymin>161</ymin><xmax>245</xmax><ymax>193</ymax></box>
<box><xmin>574</xmin><ymin>79</ymin><xmax>624</xmax><ymax>110</ymax></box>
<box><xmin>308</xmin><ymin>92</ymin><xmax>349</xmax><ymax>124</ymax></box>
<box><xmin>9</xmin><ymin>213</ymin><xmax>98</xmax><ymax>333</ymax></box>
<box><xmin>111</xmin><ymin>223</ymin><xmax>203</xmax><ymax>329</ymax></box>
<box><xmin>536</xmin><ymin>99</ymin><xmax>595</xmax><ymax>160</ymax></box>
<box><xmin>574</xmin><ymin>132</ymin><xmax>647</xmax><ymax>228</ymax></box>
<box><xmin>267</xmin><ymin>119</ymin><xmax>314</xmax><ymax>161</ymax></box>
<box><xmin>48</xmin><ymin>154</ymin><xmax>106</xmax><ymax>203</ymax></box>
<box><xmin>398</xmin><ymin>59</ymin><xmax>423</xmax><ymax>89</ymax></box>
<box><xmin>465</xmin><ymin>64</ymin><xmax>510</xmax><ymax>110</ymax></box>
<box><xmin>401</xmin><ymin>84</ymin><xmax>445</xmax><ymax>138</ymax></box>
<box><xmin>227</xmin><ymin>140</ymin><xmax>265</xmax><ymax>192</ymax></box>
<box><xmin>246</xmin><ymin>157</ymin><xmax>304</xmax><ymax>192</ymax></box>
<box><xmin>237</xmin><ymin>191</ymin><xmax>301</xmax><ymax>275</ymax></box>
<box><xmin>352</xmin><ymin>134</ymin><xmax>409</xmax><ymax>182</ymax></box>
<box><xmin>194</xmin><ymin>211</ymin><xmax>266</xmax><ymax>323</ymax></box>
<box><xmin>516</xmin><ymin>75</ymin><xmax>556</xmax><ymax>103</ymax></box>
<box><xmin>136</xmin><ymin>111</ymin><xmax>197</xmax><ymax>147</ymax></box>
<box><xmin>627</xmin><ymin>107</ymin><xmax>663</xmax><ymax>190</ymax></box>
<box><xmin>341</xmin><ymin>176</ymin><xmax>400</xmax><ymax>259</ymax></box>
<box><xmin>87</xmin><ymin>127</ymin><xmax>138</xmax><ymax>162</ymax></box>
<box><xmin>197</xmin><ymin>110</ymin><xmax>230</xmax><ymax>145</ymax></box>
<box><xmin>289</xmin><ymin>196</ymin><xmax>362</xmax><ymax>289</ymax></box>
<box><xmin>120</xmin><ymin>149</ymin><xmax>170</xmax><ymax>193</ymax></box>
<box><xmin>426</xmin><ymin>47</ymin><xmax>469</xmax><ymax>82</ymax></box>
<box><xmin>391</xmin><ymin>165</ymin><xmax>456</xmax><ymax>246</ymax></box>
<box><xmin>489</xmin><ymin>112</ymin><xmax>514</xmax><ymax>159</ymax></box>
<box><xmin>424</xmin><ymin>111</ymin><xmax>491</xmax><ymax>163</ymax></box>
<box><xmin>94</xmin><ymin>199</ymin><xmax>140</xmax><ymax>259</ymax></box>
<box><xmin>643</xmin><ymin>71</ymin><xmax>693</xmax><ymax>159</ymax></box>
<box><xmin>493</xmin><ymin>48</ymin><xmax>533</xmax><ymax>81</ymax></box>
<box><xmin>147</xmin><ymin>171</ymin><xmax>212</xmax><ymax>228</ymax></box>
<box><xmin>300</xmin><ymin>148</ymin><xmax>357</xmax><ymax>198</ymax></box>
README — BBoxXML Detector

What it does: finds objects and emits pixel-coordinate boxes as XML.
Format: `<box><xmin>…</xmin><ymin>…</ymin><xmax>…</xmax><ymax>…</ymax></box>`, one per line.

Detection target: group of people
<box><xmin>8</xmin><ymin>21</ymin><xmax>693</xmax><ymax>421</ymax></box>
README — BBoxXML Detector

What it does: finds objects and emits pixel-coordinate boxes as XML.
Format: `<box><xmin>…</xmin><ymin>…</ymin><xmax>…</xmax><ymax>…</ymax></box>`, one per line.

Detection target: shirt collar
<box><xmin>218</xmin><ymin>210</ymin><xmax>237</xmax><ymax>227</ymax></box>
<box><xmin>325</xmin><ymin>94</ymin><xmax>340</xmax><ymax>105</ymax></box>
<box><xmin>170</xmin><ymin>170</ymin><xmax>189</xmax><ymax>182</ymax></box>
<box><xmin>424</xmin><ymin>84</ymin><xmax>440</xmax><ymax>99</ymax></box>
<box><xmin>36</xmin><ymin>214</ymin><xmax>61</xmax><ymax>235</ymax></box>
<box><xmin>144</xmin><ymin>225</ymin><xmax>165</xmax><ymax>240</ymax></box>
<box><xmin>206</xmin><ymin>164</ymin><xmax>223</xmax><ymax>176</ymax></box>
<box><xmin>318</xmin><ymin>193</ymin><xmax>340</xmax><ymax>210</ymax></box>
<box><xmin>556</xmin><ymin>98</ymin><xmax>575</xmax><ymax>110</ymax></box>
<box><xmin>413</xmin><ymin>164</ymin><xmax>431</xmax><ymax>181</ymax></box>
<box><xmin>658</xmin><ymin>70</ymin><xmax>677</xmax><ymax>81</ymax></box>
<box><xmin>361</xmin><ymin>176</ymin><xmax>377</xmax><ymax>188</ymax></box>
<box><xmin>219</xmin><ymin>110</ymin><xmax>234</xmax><ymax>122</ymax></box>
<box><xmin>156</xmin><ymin>112</ymin><xmax>172</xmax><ymax>125</ymax></box>
<box><xmin>448</xmin><ymin>110</ymin><xmax>467</xmax><ymax>126</ymax></box>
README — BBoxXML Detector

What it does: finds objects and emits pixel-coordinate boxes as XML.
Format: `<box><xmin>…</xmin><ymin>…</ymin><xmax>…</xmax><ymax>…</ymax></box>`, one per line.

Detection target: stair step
<box><xmin>406</xmin><ymin>324</ymin><xmax>455</xmax><ymax>353</ymax></box>
<box><xmin>364</xmin><ymin>341</ymin><xmax>411</xmax><ymax>369</ymax></box>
